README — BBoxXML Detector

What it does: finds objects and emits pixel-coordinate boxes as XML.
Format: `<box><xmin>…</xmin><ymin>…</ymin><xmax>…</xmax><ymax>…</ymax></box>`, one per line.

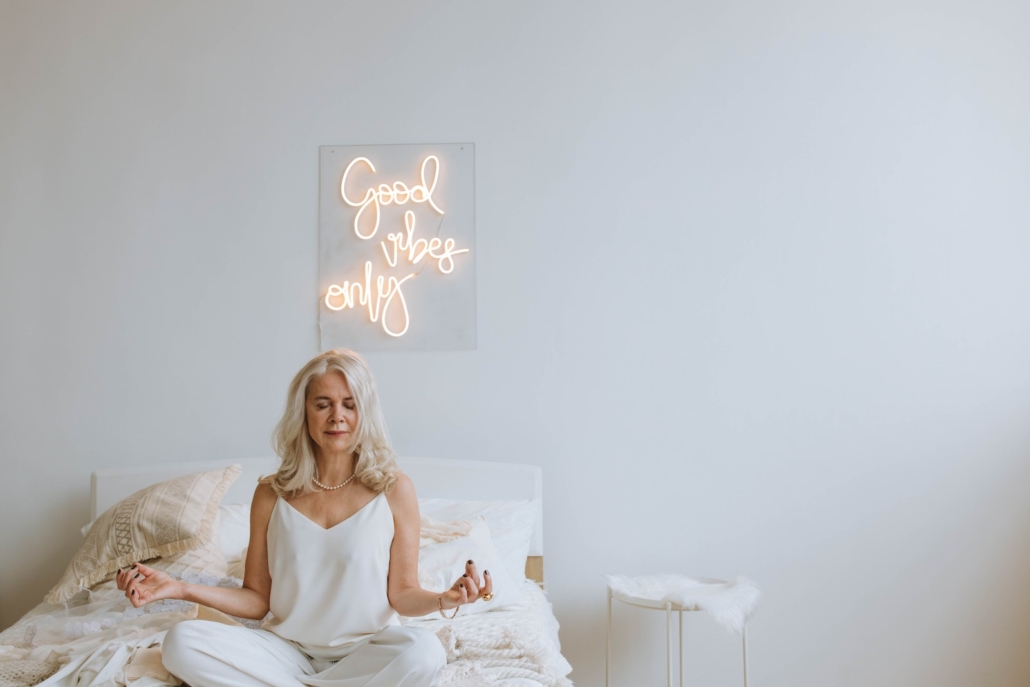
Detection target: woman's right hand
<box><xmin>446</xmin><ymin>559</ymin><xmax>493</xmax><ymax>608</ymax></box>
<box><xmin>116</xmin><ymin>562</ymin><xmax>184</xmax><ymax>608</ymax></box>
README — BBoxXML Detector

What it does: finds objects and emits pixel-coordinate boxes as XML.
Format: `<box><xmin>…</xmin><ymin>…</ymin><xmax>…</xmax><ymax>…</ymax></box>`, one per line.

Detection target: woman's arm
<box><xmin>385</xmin><ymin>473</ymin><xmax>493</xmax><ymax>617</ymax></box>
<box><xmin>118</xmin><ymin>481</ymin><xmax>277</xmax><ymax>621</ymax></box>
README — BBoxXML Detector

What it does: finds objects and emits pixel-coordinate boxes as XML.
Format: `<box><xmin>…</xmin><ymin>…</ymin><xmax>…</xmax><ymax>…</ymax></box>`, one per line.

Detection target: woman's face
<box><xmin>305</xmin><ymin>370</ymin><xmax>358</xmax><ymax>457</ymax></box>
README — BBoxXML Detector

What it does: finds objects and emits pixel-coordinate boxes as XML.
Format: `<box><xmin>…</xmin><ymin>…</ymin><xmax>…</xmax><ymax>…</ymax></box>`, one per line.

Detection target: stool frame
<box><xmin>606</xmin><ymin>585</ymin><xmax>749</xmax><ymax>687</ymax></box>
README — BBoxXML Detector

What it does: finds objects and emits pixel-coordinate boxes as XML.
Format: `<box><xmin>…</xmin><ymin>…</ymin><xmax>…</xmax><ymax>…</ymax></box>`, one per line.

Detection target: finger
<box><xmin>461</xmin><ymin>573</ymin><xmax>479</xmax><ymax>599</ymax></box>
<box><xmin>119</xmin><ymin>567</ymin><xmax>137</xmax><ymax>593</ymax></box>
<box><xmin>127</xmin><ymin>579</ymin><xmax>149</xmax><ymax>608</ymax></box>
<box><xmin>125</xmin><ymin>570</ymin><xmax>145</xmax><ymax>599</ymax></box>
<box><xmin>482</xmin><ymin>569</ymin><xmax>494</xmax><ymax>598</ymax></box>
<box><xmin>458</xmin><ymin>582</ymin><xmax>469</xmax><ymax>605</ymax></box>
<box><xmin>135</xmin><ymin>562</ymin><xmax>158</xmax><ymax>576</ymax></box>
<box><xmin>466</xmin><ymin>559</ymin><xmax>484</xmax><ymax>596</ymax></box>
<box><xmin>118</xmin><ymin>563</ymin><xmax>141</xmax><ymax>590</ymax></box>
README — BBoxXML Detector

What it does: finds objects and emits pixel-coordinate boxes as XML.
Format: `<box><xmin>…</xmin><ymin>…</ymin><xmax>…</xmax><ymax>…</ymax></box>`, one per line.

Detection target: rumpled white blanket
<box><xmin>606</xmin><ymin>574</ymin><xmax>760</xmax><ymax>635</ymax></box>
<box><xmin>0</xmin><ymin>576</ymin><xmax>569</xmax><ymax>687</ymax></box>
<box><xmin>0</xmin><ymin>573</ymin><xmax>243</xmax><ymax>687</ymax></box>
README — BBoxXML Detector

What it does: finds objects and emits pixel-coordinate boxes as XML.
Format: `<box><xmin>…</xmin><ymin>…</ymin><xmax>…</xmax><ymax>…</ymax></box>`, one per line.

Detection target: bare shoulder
<box><xmin>385</xmin><ymin>471</ymin><xmax>418</xmax><ymax>513</ymax></box>
<box><xmin>254</xmin><ymin>476</ymin><xmax>276</xmax><ymax>496</ymax></box>
<box><xmin>250</xmin><ymin>479</ymin><xmax>278</xmax><ymax>519</ymax></box>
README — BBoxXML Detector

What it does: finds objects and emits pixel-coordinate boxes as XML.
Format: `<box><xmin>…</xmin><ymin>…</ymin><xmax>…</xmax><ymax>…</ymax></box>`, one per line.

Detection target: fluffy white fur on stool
<box><xmin>606</xmin><ymin>575</ymin><xmax>760</xmax><ymax>635</ymax></box>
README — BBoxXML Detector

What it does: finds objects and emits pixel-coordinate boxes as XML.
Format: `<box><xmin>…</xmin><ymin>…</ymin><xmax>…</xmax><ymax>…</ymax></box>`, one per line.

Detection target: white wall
<box><xmin>3</xmin><ymin>1</ymin><xmax>1030</xmax><ymax>685</ymax></box>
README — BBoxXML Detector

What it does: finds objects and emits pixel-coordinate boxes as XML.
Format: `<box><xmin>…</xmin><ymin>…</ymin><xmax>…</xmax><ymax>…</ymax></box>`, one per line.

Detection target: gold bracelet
<box><xmin>438</xmin><ymin>596</ymin><xmax>460</xmax><ymax>619</ymax></box>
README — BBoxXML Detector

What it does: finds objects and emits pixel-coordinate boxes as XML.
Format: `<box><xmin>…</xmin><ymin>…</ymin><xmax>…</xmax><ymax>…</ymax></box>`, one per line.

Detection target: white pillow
<box><xmin>406</xmin><ymin>516</ymin><xmax>523</xmax><ymax>620</ymax></box>
<box><xmin>217</xmin><ymin>502</ymin><xmax>251</xmax><ymax>563</ymax></box>
<box><xmin>418</xmin><ymin>499</ymin><xmax>537</xmax><ymax>582</ymax></box>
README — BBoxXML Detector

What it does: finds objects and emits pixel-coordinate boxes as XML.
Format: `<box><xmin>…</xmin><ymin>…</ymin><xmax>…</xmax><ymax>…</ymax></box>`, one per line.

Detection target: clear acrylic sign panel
<box><xmin>319</xmin><ymin>143</ymin><xmax>477</xmax><ymax>351</ymax></box>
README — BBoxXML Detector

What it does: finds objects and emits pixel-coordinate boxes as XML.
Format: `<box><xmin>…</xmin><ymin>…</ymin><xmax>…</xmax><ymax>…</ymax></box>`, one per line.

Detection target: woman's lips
<box><xmin>326</xmin><ymin>431</ymin><xmax>349</xmax><ymax>436</ymax></box>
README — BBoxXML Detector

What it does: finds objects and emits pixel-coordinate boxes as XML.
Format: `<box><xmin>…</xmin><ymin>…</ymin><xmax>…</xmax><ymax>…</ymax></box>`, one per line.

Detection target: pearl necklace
<box><xmin>313</xmin><ymin>468</ymin><xmax>358</xmax><ymax>491</ymax></box>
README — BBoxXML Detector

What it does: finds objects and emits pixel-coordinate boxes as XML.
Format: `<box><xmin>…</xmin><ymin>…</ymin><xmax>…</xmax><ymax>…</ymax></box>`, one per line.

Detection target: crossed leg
<box><xmin>162</xmin><ymin>621</ymin><xmax>444</xmax><ymax>687</ymax></box>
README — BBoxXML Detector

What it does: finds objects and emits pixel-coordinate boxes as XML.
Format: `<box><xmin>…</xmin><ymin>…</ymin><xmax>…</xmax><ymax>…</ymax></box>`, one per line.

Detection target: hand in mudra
<box><xmin>116</xmin><ymin>562</ymin><xmax>183</xmax><ymax>608</ymax></box>
<box><xmin>449</xmin><ymin>559</ymin><xmax>494</xmax><ymax>606</ymax></box>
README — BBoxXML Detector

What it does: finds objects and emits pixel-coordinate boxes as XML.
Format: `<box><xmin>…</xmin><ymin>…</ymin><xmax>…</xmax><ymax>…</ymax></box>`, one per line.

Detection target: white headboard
<box><xmin>90</xmin><ymin>457</ymin><xmax>544</xmax><ymax>557</ymax></box>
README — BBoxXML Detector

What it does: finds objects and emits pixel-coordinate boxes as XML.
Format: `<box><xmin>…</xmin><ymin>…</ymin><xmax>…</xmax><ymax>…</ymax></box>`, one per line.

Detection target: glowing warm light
<box><xmin>416</xmin><ymin>156</ymin><xmax>444</xmax><ymax>214</ymax></box>
<box><xmin>324</xmin><ymin>262</ymin><xmax>416</xmax><ymax>338</ymax></box>
<box><xmin>340</xmin><ymin>155</ymin><xmax>443</xmax><ymax>240</ymax></box>
<box><xmin>327</xmin><ymin>153</ymin><xmax>469</xmax><ymax>338</ymax></box>
<box><xmin>340</xmin><ymin>157</ymin><xmax>376</xmax><ymax>206</ymax></box>
<box><xmin>380</xmin><ymin>211</ymin><xmax>470</xmax><ymax>273</ymax></box>
<box><xmin>340</xmin><ymin>157</ymin><xmax>380</xmax><ymax>240</ymax></box>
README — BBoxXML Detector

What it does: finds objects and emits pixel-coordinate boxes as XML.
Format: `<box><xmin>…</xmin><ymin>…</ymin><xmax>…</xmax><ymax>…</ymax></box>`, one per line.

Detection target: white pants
<box><xmin>162</xmin><ymin>620</ymin><xmax>445</xmax><ymax>687</ymax></box>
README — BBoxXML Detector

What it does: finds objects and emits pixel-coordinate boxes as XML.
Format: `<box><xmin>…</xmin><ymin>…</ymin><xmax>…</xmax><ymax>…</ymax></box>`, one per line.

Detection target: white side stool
<box><xmin>606</xmin><ymin>576</ymin><xmax>750</xmax><ymax>687</ymax></box>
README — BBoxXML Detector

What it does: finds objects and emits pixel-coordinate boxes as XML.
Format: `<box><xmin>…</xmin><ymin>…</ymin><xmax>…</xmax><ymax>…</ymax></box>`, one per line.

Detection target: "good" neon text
<box><xmin>340</xmin><ymin>155</ymin><xmax>443</xmax><ymax>240</ymax></box>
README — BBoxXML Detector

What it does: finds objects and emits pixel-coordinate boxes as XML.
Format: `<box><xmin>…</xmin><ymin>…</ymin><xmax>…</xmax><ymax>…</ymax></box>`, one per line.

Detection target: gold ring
<box><xmin>481</xmin><ymin>593</ymin><xmax>494</xmax><ymax>602</ymax></box>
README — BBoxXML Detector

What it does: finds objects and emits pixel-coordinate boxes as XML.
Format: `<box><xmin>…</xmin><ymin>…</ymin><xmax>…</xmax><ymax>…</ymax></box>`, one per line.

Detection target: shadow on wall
<box><xmin>3</xmin><ymin>487</ymin><xmax>91</xmax><ymax>624</ymax></box>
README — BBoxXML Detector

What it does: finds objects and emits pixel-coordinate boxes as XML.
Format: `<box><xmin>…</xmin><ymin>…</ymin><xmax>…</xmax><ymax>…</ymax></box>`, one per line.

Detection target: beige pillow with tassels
<box><xmin>45</xmin><ymin>464</ymin><xmax>242</xmax><ymax>604</ymax></box>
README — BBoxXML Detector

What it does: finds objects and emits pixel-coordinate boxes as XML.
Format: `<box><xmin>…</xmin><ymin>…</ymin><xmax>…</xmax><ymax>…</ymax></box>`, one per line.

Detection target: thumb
<box><xmin>135</xmin><ymin>562</ymin><xmax>159</xmax><ymax>576</ymax></box>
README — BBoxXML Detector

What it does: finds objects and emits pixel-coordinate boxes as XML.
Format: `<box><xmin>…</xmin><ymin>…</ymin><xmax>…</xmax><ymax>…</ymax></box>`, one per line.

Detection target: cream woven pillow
<box><xmin>45</xmin><ymin>465</ymin><xmax>241</xmax><ymax>604</ymax></box>
<box><xmin>149</xmin><ymin>526</ymin><xmax>229</xmax><ymax>579</ymax></box>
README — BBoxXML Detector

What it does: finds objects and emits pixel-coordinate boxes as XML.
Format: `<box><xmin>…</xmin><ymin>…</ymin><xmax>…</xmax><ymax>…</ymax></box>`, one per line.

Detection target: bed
<box><xmin>0</xmin><ymin>457</ymin><xmax>573</xmax><ymax>687</ymax></box>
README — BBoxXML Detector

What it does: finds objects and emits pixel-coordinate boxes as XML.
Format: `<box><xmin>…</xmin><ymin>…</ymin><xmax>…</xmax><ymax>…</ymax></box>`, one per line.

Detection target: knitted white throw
<box><xmin>606</xmin><ymin>575</ymin><xmax>760</xmax><ymax>635</ymax></box>
<box><xmin>407</xmin><ymin>581</ymin><xmax>573</xmax><ymax>687</ymax></box>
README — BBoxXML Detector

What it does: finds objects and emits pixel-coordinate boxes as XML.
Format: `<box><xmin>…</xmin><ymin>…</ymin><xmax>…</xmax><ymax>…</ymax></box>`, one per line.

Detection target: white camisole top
<box><xmin>261</xmin><ymin>492</ymin><xmax>399</xmax><ymax>661</ymax></box>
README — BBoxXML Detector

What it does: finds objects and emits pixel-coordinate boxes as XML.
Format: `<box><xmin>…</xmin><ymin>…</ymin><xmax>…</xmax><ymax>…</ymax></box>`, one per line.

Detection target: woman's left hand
<box><xmin>116</xmin><ymin>562</ymin><xmax>184</xmax><ymax>608</ymax></box>
<box><xmin>448</xmin><ymin>559</ymin><xmax>494</xmax><ymax>606</ymax></box>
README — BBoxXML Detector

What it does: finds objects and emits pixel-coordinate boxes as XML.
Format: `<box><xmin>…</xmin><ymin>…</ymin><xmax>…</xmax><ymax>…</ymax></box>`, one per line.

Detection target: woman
<box><xmin>116</xmin><ymin>349</ymin><xmax>492</xmax><ymax>687</ymax></box>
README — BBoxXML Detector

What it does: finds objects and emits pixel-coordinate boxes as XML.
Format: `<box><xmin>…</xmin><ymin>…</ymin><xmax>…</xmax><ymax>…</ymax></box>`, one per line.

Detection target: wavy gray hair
<box><xmin>269</xmin><ymin>348</ymin><xmax>399</xmax><ymax>496</ymax></box>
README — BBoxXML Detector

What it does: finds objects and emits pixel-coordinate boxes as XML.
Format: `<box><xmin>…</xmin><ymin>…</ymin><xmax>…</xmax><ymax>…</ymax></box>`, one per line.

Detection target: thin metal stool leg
<box><xmin>742</xmin><ymin>623</ymin><xmax>749</xmax><ymax>687</ymax></box>
<box><xmin>666</xmin><ymin>602</ymin><xmax>672</xmax><ymax>687</ymax></box>
<box><xmin>606</xmin><ymin>588</ymin><xmax>612</xmax><ymax>687</ymax></box>
<box><xmin>678</xmin><ymin>609</ymin><xmax>684</xmax><ymax>687</ymax></box>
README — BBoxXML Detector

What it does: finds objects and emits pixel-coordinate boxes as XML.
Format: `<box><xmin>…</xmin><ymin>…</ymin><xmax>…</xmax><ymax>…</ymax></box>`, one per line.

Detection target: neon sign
<box><xmin>324</xmin><ymin>154</ymin><xmax>471</xmax><ymax>338</ymax></box>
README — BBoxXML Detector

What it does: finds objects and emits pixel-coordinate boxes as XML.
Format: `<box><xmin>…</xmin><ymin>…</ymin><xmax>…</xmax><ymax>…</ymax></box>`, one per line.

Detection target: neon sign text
<box><xmin>324</xmin><ymin>262</ymin><xmax>415</xmax><ymax>338</ymax></box>
<box><xmin>326</xmin><ymin>154</ymin><xmax>469</xmax><ymax>338</ymax></box>
<box><xmin>340</xmin><ymin>155</ymin><xmax>443</xmax><ymax>240</ymax></box>
<box><xmin>380</xmin><ymin>211</ymin><xmax>469</xmax><ymax>274</ymax></box>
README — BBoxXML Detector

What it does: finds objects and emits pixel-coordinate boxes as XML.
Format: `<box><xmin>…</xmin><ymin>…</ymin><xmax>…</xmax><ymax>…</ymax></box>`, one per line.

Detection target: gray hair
<box><xmin>269</xmin><ymin>348</ymin><xmax>398</xmax><ymax>496</ymax></box>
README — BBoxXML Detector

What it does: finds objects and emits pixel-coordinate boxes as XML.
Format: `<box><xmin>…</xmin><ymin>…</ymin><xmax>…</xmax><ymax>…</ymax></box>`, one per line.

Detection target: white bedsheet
<box><xmin>0</xmin><ymin>578</ymin><xmax>571</xmax><ymax>687</ymax></box>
